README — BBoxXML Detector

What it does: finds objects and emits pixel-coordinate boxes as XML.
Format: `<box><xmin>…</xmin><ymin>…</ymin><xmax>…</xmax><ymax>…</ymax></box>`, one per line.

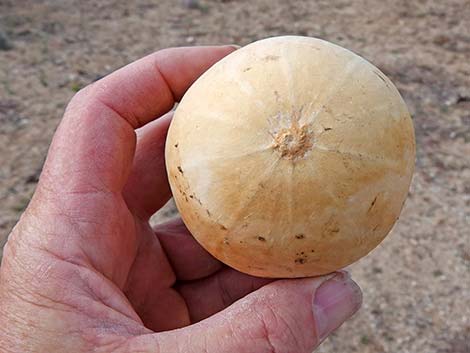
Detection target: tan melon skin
<box><xmin>165</xmin><ymin>36</ymin><xmax>415</xmax><ymax>278</ymax></box>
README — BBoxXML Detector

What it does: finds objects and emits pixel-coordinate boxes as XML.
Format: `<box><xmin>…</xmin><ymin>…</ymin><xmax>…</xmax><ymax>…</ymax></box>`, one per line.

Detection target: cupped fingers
<box><xmin>155</xmin><ymin>218</ymin><xmax>223</xmax><ymax>281</ymax></box>
<box><xmin>123</xmin><ymin>112</ymin><xmax>173</xmax><ymax>219</ymax></box>
<box><xmin>177</xmin><ymin>267</ymin><xmax>273</xmax><ymax>322</ymax></box>
<box><xmin>128</xmin><ymin>272</ymin><xmax>362</xmax><ymax>353</ymax></box>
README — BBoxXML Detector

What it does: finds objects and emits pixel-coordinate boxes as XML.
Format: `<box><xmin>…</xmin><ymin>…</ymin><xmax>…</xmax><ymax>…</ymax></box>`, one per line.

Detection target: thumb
<box><xmin>134</xmin><ymin>272</ymin><xmax>362</xmax><ymax>353</ymax></box>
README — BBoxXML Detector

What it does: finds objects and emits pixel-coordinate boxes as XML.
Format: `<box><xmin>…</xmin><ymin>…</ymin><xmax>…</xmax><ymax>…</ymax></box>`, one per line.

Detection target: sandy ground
<box><xmin>1</xmin><ymin>0</ymin><xmax>469</xmax><ymax>352</ymax></box>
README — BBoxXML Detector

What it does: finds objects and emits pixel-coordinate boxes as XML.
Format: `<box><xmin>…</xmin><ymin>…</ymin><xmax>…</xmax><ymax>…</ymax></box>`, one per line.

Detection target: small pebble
<box><xmin>182</xmin><ymin>0</ymin><xmax>200</xmax><ymax>9</ymax></box>
<box><xmin>0</xmin><ymin>30</ymin><xmax>13</xmax><ymax>51</ymax></box>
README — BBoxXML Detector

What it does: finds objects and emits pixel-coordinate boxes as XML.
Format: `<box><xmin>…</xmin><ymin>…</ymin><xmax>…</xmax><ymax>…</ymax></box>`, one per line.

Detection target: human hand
<box><xmin>0</xmin><ymin>45</ymin><xmax>362</xmax><ymax>353</ymax></box>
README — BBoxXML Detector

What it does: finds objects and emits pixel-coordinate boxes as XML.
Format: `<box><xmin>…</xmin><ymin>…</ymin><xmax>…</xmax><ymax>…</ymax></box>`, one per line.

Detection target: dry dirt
<box><xmin>0</xmin><ymin>1</ymin><xmax>469</xmax><ymax>352</ymax></box>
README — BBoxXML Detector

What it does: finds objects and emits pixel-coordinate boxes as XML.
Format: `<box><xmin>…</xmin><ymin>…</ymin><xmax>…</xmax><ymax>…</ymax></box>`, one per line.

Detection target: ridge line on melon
<box><xmin>307</xmin><ymin>56</ymin><xmax>362</xmax><ymax>126</ymax></box>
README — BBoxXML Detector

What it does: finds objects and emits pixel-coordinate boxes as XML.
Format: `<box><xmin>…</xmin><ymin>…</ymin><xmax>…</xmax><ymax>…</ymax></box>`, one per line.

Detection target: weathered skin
<box><xmin>165</xmin><ymin>36</ymin><xmax>416</xmax><ymax>278</ymax></box>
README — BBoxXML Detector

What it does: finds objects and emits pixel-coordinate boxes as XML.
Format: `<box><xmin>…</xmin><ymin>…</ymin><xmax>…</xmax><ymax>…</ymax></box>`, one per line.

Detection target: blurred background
<box><xmin>0</xmin><ymin>0</ymin><xmax>468</xmax><ymax>352</ymax></box>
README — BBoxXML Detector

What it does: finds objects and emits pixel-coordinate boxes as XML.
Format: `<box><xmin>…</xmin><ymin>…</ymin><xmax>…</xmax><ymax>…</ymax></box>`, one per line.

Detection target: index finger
<box><xmin>41</xmin><ymin>46</ymin><xmax>237</xmax><ymax>194</ymax></box>
<box><xmin>82</xmin><ymin>45</ymin><xmax>238</xmax><ymax>128</ymax></box>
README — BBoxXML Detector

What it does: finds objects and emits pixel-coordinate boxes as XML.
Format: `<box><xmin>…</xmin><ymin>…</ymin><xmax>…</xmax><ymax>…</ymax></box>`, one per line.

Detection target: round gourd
<box><xmin>165</xmin><ymin>36</ymin><xmax>415</xmax><ymax>278</ymax></box>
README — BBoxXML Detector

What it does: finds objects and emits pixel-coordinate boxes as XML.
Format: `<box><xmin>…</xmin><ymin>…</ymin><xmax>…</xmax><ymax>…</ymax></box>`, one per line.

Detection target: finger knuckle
<box><xmin>69</xmin><ymin>82</ymin><xmax>94</xmax><ymax>104</ymax></box>
<box><xmin>254</xmin><ymin>300</ymin><xmax>306</xmax><ymax>353</ymax></box>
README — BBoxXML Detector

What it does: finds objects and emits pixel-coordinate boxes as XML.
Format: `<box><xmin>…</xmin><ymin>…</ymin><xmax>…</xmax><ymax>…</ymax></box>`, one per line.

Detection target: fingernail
<box><xmin>313</xmin><ymin>272</ymin><xmax>362</xmax><ymax>342</ymax></box>
<box><xmin>228</xmin><ymin>44</ymin><xmax>241</xmax><ymax>50</ymax></box>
